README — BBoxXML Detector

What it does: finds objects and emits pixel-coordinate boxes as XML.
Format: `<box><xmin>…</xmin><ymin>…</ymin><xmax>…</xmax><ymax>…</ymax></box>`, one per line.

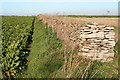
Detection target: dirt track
<box><xmin>67</xmin><ymin>17</ymin><xmax>118</xmax><ymax>27</ymax></box>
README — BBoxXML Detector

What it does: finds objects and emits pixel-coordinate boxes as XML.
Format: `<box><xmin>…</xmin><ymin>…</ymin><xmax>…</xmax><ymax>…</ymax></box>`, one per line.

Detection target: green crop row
<box><xmin>2</xmin><ymin>16</ymin><xmax>35</xmax><ymax>78</ymax></box>
<box><xmin>2</xmin><ymin>16</ymin><xmax>34</xmax><ymax>26</ymax></box>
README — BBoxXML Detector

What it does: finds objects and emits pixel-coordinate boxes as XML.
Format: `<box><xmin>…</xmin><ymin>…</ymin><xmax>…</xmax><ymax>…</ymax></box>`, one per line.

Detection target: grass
<box><xmin>58</xmin><ymin>15</ymin><xmax>118</xmax><ymax>18</ymax></box>
<box><xmin>52</xmin><ymin>51</ymin><xmax>118</xmax><ymax>78</ymax></box>
<box><xmin>47</xmin><ymin>26</ymin><xmax>119</xmax><ymax>78</ymax></box>
<box><xmin>15</xmin><ymin>18</ymin><xmax>119</xmax><ymax>78</ymax></box>
<box><xmin>16</xmin><ymin>19</ymin><xmax>65</xmax><ymax>78</ymax></box>
<box><xmin>91</xmin><ymin>26</ymin><xmax>120</xmax><ymax>78</ymax></box>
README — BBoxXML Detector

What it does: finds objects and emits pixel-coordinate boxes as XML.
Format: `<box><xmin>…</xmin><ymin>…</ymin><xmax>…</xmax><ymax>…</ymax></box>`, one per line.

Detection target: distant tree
<box><xmin>107</xmin><ymin>10</ymin><xmax>110</xmax><ymax>15</ymax></box>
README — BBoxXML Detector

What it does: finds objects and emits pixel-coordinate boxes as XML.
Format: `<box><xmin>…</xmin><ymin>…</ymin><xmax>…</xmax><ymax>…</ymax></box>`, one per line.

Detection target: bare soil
<box><xmin>66</xmin><ymin>17</ymin><xmax>118</xmax><ymax>27</ymax></box>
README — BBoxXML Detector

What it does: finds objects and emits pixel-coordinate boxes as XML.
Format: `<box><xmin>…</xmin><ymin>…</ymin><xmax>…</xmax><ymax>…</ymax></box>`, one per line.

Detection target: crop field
<box><xmin>1</xmin><ymin>16</ymin><xmax>119</xmax><ymax>79</ymax></box>
<box><xmin>2</xmin><ymin>16</ymin><xmax>35</xmax><ymax>78</ymax></box>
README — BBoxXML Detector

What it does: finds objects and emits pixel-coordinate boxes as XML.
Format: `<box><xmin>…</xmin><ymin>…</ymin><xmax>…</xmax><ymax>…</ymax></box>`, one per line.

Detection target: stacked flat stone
<box><xmin>37</xmin><ymin>14</ymin><xmax>116</xmax><ymax>62</ymax></box>
<box><xmin>77</xmin><ymin>23</ymin><xmax>115</xmax><ymax>62</ymax></box>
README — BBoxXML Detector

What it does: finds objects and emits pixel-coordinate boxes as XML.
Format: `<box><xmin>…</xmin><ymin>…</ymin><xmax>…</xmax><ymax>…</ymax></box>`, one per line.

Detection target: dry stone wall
<box><xmin>37</xmin><ymin>14</ymin><xmax>116</xmax><ymax>62</ymax></box>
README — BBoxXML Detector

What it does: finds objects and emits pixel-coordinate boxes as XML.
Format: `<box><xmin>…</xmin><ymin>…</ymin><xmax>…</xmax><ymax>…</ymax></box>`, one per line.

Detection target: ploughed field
<box><xmin>2</xmin><ymin>16</ymin><xmax>119</xmax><ymax>78</ymax></box>
<box><xmin>59</xmin><ymin>16</ymin><xmax>118</xmax><ymax>27</ymax></box>
<box><xmin>75</xmin><ymin>18</ymin><xmax>118</xmax><ymax>27</ymax></box>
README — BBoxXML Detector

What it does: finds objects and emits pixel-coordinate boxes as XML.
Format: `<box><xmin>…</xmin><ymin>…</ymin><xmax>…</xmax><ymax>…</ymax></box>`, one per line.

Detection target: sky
<box><xmin>0</xmin><ymin>0</ymin><xmax>119</xmax><ymax>2</ymax></box>
<box><xmin>0</xmin><ymin>1</ymin><xmax>118</xmax><ymax>16</ymax></box>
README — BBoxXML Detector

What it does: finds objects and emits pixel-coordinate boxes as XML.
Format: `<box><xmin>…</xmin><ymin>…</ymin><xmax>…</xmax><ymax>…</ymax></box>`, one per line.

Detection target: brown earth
<box><xmin>66</xmin><ymin>17</ymin><xmax>118</xmax><ymax>27</ymax></box>
<box><xmin>37</xmin><ymin>15</ymin><xmax>118</xmax><ymax>51</ymax></box>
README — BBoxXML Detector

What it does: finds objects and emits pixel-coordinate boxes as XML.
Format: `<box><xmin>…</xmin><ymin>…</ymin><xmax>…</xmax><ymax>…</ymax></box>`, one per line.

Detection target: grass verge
<box><xmin>16</xmin><ymin>19</ymin><xmax>119</xmax><ymax>78</ymax></box>
<box><xmin>16</xmin><ymin>19</ymin><xmax>65</xmax><ymax>78</ymax></box>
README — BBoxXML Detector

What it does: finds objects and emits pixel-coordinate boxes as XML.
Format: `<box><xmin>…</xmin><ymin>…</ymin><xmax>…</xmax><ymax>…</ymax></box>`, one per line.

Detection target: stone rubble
<box><xmin>37</xmin><ymin>14</ymin><xmax>116</xmax><ymax>62</ymax></box>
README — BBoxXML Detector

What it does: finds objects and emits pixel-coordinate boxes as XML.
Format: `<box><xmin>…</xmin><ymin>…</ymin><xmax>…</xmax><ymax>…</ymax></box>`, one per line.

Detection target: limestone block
<box><xmin>108</xmin><ymin>53</ymin><xmax>114</xmax><ymax>58</ymax></box>
<box><xmin>108</xmin><ymin>32</ymin><xmax>115</xmax><ymax>36</ymax></box>
<box><xmin>107</xmin><ymin>41</ymin><xmax>115</xmax><ymax>46</ymax></box>
<box><xmin>89</xmin><ymin>50</ymin><xmax>99</xmax><ymax>53</ymax></box>
<box><xmin>81</xmin><ymin>52</ymin><xmax>89</xmax><ymax>56</ymax></box>
<box><xmin>95</xmin><ymin>39</ymin><xmax>101</xmax><ymax>42</ymax></box>
<box><xmin>96</xmin><ymin>32</ymin><xmax>104</xmax><ymax>38</ymax></box>
<box><xmin>104</xmin><ymin>30</ymin><xmax>110</xmax><ymax>32</ymax></box>
<box><xmin>81</xmin><ymin>48</ymin><xmax>89</xmax><ymax>52</ymax></box>
<box><xmin>87</xmin><ymin>25</ymin><xmax>96</xmax><ymax>28</ymax></box>
<box><xmin>82</xmin><ymin>46</ymin><xmax>91</xmax><ymax>49</ymax></box>
<box><xmin>87</xmin><ymin>54</ymin><xmax>94</xmax><ymax>57</ymax></box>
<box><xmin>91</xmin><ymin>43</ymin><xmax>97</xmax><ymax>45</ymax></box>
<box><xmin>103</xmin><ymin>39</ymin><xmax>109</xmax><ymax>43</ymax></box>
<box><xmin>84</xmin><ymin>29</ymin><xmax>90</xmax><ymax>33</ymax></box>
<box><xmin>105</xmin><ymin>27</ymin><xmax>114</xmax><ymax>30</ymax></box>
<box><xmin>103</xmin><ymin>53</ymin><xmax>114</xmax><ymax>58</ymax></box>
<box><xmin>97</xmin><ymin>25</ymin><xmax>106</xmax><ymax>28</ymax></box>
<box><xmin>97</xmin><ymin>53</ymin><xmax>104</xmax><ymax>58</ymax></box>
<box><xmin>38</xmin><ymin>15</ymin><xmax>116</xmax><ymax>62</ymax></box>
<box><xmin>92</xmin><ymin>30</ymin><xmax>98</xmax><ymax>33</ymax></box>
<box><xmin>80</xmin><ymin>33</ymin><xmax>104</xmax><ymax>39</ymax></box>
<box><xmin>101</xmin><ymin>50</ymin><xmax>109</xmax><ymax>54</ymax></box>
<box><xmin>96</xmin><ymin>58</ymin><xmax>103</xmax><ymax>60</ymax></box>
<box><xmin>101</xmin><ymin>47</ymin><xmax>108</xmax><ymax>50</ymax></box>
<box><xmin>108</xmin><ymin>38</ymin><xmax>114</xmax><ymax>41</ymax></box>
<box><xmin>86</xmin><ymin>32</ymin><xmax>93</xmax><ymax>34</ymax></box>
<box><xmin>105</xmin><ymin>45</ymin><xmax>113</xmax><ymax>48</ymax></box>
<box><xmin>105</xmin><ymin>35</ymin><xmax>115</xmax><ymax>39</ymax></box>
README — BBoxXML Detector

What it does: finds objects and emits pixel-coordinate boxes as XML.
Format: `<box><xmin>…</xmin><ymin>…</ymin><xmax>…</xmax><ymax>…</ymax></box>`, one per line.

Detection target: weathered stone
<box><xmin>105</xmin><ymin>35</ymin><xmax>115</xmax><ymax>39</ymax></box>
<box><xmin>108</xmin><ymin>39</ymin><xmax>114</xmax><ymax>41</ymax></box>
<box><xmin>101</xmin><ymin>50</ymin><xmax>109</xmax><ymax>54</ymax></box>
<box><xmin>101</xmin><ymin>47</ymin><xmax>108</xmax><ymax>50</ymax></box>
<box><xmin>108</xmin><ymin>53</ymin><xmax>114</xmax><ymax>58</ymax></box>
<box><xmin>96</xmin><ymin>32</ymin><xmax>104</xmax><ymax>38</ymax></box>
<box><xmin>80</xmin><ymin>33</ymin><xmax>104</xmax><ymax>38</ymax></box>
<box><xmin>38</xmin><ymin>15</ymin><xmax>116</xmax><ymax>62</ymax></box>
<box><xmin>91</xmin><ymin>43</ymin><xmax>97</xmax><ymax>45</ymax></box>
<box><xmin>97</xmin><ymin>25</ymin><xmax>106</xmax><ymax>28</ymax></box>
<box><xmin>104</xmin><ymin>30</ymin><xmax>110</xmax><ymax>32</ymax></box>
<box><xmin>92</xmin><ymin>30</ymin><xmax>98</xmax><ymax>33</ymax></box>
<box><xmin>106</xmin><ymin>27</ymin><xmax>114</xmax><ymax>30</ymax></box>
<box><xmin>81</xmin><ymin>53</ymin><xmax>89</xmax><ymax>56</ymax></box>
<box><xmin>105</xmin><ymin>45</ymin><xmax>113</xmax><ymax>48</ymax></box>
<box><xmin>95</xmin><ymin>39</ymin><xmax>101</xmax><ymax>42</ymax></box>
<box><xmin>87</xmin><ymin>25</ymin><xmax>97</xmax><ymax>28</ymax></box>
<box><xmin>107</xmin><ymin>42</ymin><xmax>115</xmax><ymax>46</ymax></box>
<box><xmin>82</xmin><ymin>46</ymin><xmax>91</xmax><ymax>50</ymax></box>
<box><xmin>108</xmin><ymin>32</ymin><xmax>115</xmax><ymax>36</ymax></box>
<box><xmin>97</xmin><ymin>53</ymin><xmax>104</xmax><ymax>58</ymax></box>
<box><xmin>103</xmin><ymin>39</ymin><xmax>109</xmax><ymax>43</ymax></box>
<box><xmin>103</xmin><ymin>53</ymin><xmax>114</xmax><ymax>58</ymax></box>
<box><xmin>81</xmin><ymin>48</ymin><xmax>89</xmax><ymax>52</ymax></box>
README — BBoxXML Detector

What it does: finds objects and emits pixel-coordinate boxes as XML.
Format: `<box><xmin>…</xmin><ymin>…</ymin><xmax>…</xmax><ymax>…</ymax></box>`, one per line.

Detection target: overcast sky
<box><xmin>0</xmin><ymin>0</ymin><xmax>118</xmax><ymax>16</ymax></box>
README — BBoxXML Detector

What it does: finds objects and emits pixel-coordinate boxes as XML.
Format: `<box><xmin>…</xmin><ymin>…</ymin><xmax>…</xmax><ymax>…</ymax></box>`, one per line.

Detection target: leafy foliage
<box><xmin>15</xmin><ymin>19</ymin><xmax>65</xmax><ymax>78</ymax></box>
<box><xmin>2</xmin><ymin>16</ymin><xmax>35</xmax><ymax>78</ymax></box>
